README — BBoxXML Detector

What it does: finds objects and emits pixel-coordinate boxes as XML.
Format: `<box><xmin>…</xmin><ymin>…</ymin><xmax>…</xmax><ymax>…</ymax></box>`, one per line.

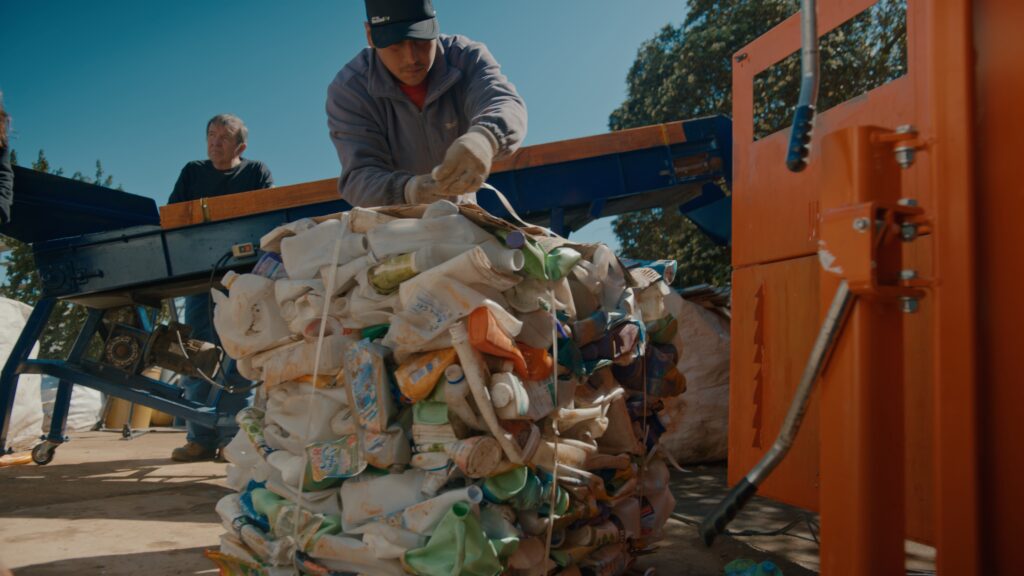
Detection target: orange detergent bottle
<box><xmin>467</xmin><ymin>307</ymin><xmax>529</xmax><ymax>376</ymax></box>
<box><xmin>517</xmin><ymin>343</ymin><xmax>553</xmax><ymax>382</ymax></box>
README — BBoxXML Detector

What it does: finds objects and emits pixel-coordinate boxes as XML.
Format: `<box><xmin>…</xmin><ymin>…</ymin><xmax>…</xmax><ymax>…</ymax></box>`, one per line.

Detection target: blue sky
<box><xmin>2</xmin><ymin>1</ymin><xmax>688</xmax><ymax>248</ymax></box>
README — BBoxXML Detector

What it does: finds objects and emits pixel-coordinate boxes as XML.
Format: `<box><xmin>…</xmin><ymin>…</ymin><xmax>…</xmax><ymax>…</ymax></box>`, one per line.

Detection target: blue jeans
<box><xmin>182</xmin><ymin>294</ymin><xmax>253</xmax><ymax>449</ymax></box>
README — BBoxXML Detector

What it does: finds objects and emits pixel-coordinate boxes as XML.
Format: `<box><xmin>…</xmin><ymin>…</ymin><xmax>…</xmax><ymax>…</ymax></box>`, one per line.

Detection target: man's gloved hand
<box><xmin>404</xmin><ymin>173</ymin><xmax>447</xmax><ymax>205</ymax></box>
<box><xmin>433</xmin><ymin>126</ymin><xmax>499</xmax><ymax>197</ymax></box>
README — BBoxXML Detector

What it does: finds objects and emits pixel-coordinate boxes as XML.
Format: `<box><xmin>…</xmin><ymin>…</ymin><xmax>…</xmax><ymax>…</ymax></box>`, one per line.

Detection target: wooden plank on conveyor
<box><xmin>491</xmin><ymin>121</ymin><xmax>686</xmax><ymax>172</ymax></box>
<box><xmin>159</xmin><ymin>178</ymin><xmax>338</xmax><ymax>230</ymax></box>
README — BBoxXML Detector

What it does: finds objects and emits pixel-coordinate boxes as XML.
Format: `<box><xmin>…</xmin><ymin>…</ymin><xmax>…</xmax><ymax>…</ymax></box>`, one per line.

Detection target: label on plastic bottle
<box><xmin>252</xmin><ymin>251</ymin><xmax>288</xmax><ymax>280</ymax></box>
<box><xmin>237</xmin><ymin>408</ymin><xmax>275</xmax><ymax>459</ymax></box>
<box><xmin>343</xmin><ymin>340</ymin><xmax>395</xmax><ymax>434</ymax></box>
<box><xmin>407</xmin><ymin>291</ymin><xmax>454</xmax><ymax>335</ymax></box>
<box><xmin>369</xmin><ymin>253</ymin><xmax>418</xmax><ymax>294</ymax></box>
<box><xmin>395</xmin><ymin>348</ymin><xmax>457</xmax><ymax>404</ymax></box>
<box><xmin>448</xmin><ymin>436</ymin><xmax>503</xmax><ymax>478</ymax></box>
<box><xmin>307</xmin><ymin>435</ymin><xmax>366</xmax><ymax>482</ymax></box>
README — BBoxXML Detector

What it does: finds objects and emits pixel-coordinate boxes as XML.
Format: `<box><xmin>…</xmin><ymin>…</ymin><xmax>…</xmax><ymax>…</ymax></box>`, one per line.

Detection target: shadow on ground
<box><xmin>1</xmin><ymin>433</ymin><xmax>934</xmax><ymax>575</ymax></box>
<box><xmin>637</xmin><ymin>462</ymin><xmax>819</xmax><ymax>575</ymax></box>
<box><xmin>653</xmin><ymin>462</ymin><xmax>936</xmax><ymax>574</ymax></box>
<box><xmin>13</xmin><ymin>546</ymin><xmax>217</xmax><ymax>576</ymax></box>
<box><xmin>0</xmin><ymin>457</ymin><xmax>229</xmax><ymax>521</ymax></box>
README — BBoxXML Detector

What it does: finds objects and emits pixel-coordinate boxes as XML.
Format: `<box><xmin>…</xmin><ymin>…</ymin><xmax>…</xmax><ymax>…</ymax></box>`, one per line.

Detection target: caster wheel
<box><xmin>31</xmin><ymin>443</ymin><xmax>55</xmax><ymax>465</ymax></box>
<box><xmin>121</xmin><ymin>424</ymin><xmax>133</xmax><ymax>439</ymax></box>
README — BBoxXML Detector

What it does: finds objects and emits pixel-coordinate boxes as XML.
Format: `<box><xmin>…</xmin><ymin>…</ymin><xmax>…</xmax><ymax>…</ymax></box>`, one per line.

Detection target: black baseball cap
<box><xmin>365</xmin><ymin>0</ymin><xmax>439</xmax><ymax>48</ymax></box>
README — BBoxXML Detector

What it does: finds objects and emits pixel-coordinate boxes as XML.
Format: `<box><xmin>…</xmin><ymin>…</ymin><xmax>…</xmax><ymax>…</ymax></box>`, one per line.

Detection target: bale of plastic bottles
<box><xmin>207</xmin><ymin>200</ymin><xmax>688</xmax><ymax>576</ymax></box>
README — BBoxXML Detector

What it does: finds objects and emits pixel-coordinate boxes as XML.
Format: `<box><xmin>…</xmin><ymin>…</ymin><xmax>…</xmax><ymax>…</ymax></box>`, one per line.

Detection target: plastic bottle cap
<box><xmin>504</xmin><ymin>230</ymin><xmax>526</xmax><ymax>249</ymax></box>
<box><xmin>445</xmin><ymin>364</ymin><xmax>465</xmax><ymax>384</ymax></box>
<box><xmin>221</xmin><ymin>270</ymin><xmax>239</xmax><ymax>289</ymax></box>
<box><xmin>490</xmin><ymin>379</ymin><xmax>513</xmax><ymax>408</ymax></box>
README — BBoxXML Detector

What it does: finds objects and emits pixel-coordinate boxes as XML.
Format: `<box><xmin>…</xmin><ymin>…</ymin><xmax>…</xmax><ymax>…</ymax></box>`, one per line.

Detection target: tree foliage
<box><xmin>613</xmin><ymin>209</ymin><xmax>731</xmax><ymax>287</ymax></box>
<box><xmin>609</xmin><ymin>1</ymin><xmax>799</xmax><ymax>133</ymax></box>
<box><xmin>610</xmin><ymin>0</ymin><xmax>906</xmax><ymax>287</ymax></box>
<box><xmin>0</xmin><ymin>151</ymin><xmax>120</xmax><ymax>358</ymax></box>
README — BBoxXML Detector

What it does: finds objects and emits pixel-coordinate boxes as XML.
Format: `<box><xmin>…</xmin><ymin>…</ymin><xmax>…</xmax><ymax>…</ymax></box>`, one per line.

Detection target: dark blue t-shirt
<box><xmin>169</xmin><ymin>158</ymin><xmax>273</xmax><ymax>203</ymax></box>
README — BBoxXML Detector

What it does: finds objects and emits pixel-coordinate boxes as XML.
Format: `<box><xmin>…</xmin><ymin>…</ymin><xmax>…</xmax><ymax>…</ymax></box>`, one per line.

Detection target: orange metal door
<box><xmin>730</xmin><ymin>256</ymin><xmax>822</xmax><ymax>511</ymax></box>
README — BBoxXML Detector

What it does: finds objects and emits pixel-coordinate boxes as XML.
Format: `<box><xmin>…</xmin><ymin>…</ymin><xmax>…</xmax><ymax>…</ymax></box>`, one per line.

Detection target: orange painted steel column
<box><xmin>817</xmin><ymin>127</ymin><xmax>906</xmax><ymax>576</ymax></box>
<box><xmin>974</xmin><ymin>0</ymin><xmax>1024</xmax><ymax>572</ymax></box>
<box><xmin>928</xmin><ymin>0</ymin><xmax>981</xmax><ymax>573</ymax></box>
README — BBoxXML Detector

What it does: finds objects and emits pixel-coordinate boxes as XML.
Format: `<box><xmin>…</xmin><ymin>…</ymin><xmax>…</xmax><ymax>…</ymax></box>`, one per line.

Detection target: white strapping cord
<box><xmin>289</xmin><ymin>235</ymin><xmax>344</xmax><ymax>545</ymax></box>
<box><xmin>542</xmin><ymin>287</ymin><xmax>561</xmax><ymax>564</ymax></box>
<box><xmin>639</xmin><ymin>348</ymin><xmax>649</xmax><ymax>517</ymax></box>
<box><xmin>478</xmin><ymin>183</ymin><xmax>555</xmax><ymax>238</ymax></box>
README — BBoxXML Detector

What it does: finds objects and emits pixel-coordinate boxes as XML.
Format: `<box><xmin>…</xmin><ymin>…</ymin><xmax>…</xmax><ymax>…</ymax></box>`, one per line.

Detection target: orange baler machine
<box><xmin>726</xmin><ymin>0</ymin><xmax>1023</xmax><ymax>575</ymax></box>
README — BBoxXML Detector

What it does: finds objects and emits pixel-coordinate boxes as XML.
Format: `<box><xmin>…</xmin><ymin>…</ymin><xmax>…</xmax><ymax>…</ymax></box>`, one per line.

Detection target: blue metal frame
<box><xmin>0</xmin><ymin>187</ymin><xmax>351</xmax><ymax>455</ymax></box>
<box><xmin>677</xmin><ymin>116</ymin><xmax>733</xmax><ymax>246</ymax></box>
<box><xmin>21</xmin><ymin>360</ymin><xmax>220</xmax><ymax>429</ymax></box>
<box><xmin>1</xmin><ymin>166</ymin><xmax>160</xmax><ymax>245</ymax></box>
<box><xmin>0</xmin><ymin>298</ymin><xmax>56</xmax><ymax>451</ymax></box>
<box><xmin>483</xmin><ymin>115</ymin><xmax>733</xmax><ymax>241</ymax></box>
<box><xmin>30</xmin><ymin>198</ymin><xmax>350</xmax><ymax>303</ymax></box>
<box><xmin>42</xmin><ymin>307</ymin><xmax>104</xmax><ymax>445</ymax></box>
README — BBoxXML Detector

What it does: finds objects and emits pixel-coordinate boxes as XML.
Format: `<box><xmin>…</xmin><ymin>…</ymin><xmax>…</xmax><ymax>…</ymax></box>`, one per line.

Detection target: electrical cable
<box><xmin>208</xmin><ymin>250</ymin><xmax>235</xmax><ymax>325</ymax></box>
<box><xmin>173</xmin><ymin>328</ymin><xmax>262</xmax><ymax>394</ymax></box>
<box><xmin>673</xmin><ymin>511</ymin><xmax>821</xmax><ymax>544</ymax></box>
<box><xmin>172</xmin><ymin>250</ymin><xmax>265</xmax><ymax>394</ymax></box>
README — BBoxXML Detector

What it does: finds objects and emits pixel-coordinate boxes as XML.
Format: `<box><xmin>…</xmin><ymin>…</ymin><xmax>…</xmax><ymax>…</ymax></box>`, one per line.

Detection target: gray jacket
<box><xmin>326</xmin><ymin>34</ymin><xmax>527</xmax><ymax>207</ymax></box>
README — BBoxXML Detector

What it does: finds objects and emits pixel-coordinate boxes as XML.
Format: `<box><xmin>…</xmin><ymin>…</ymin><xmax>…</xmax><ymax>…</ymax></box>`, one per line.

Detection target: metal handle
<box><xmin>700</xmin><ymin>280</ymin><xmax>853</xmax><ymax>545</ymax></box>
<box><xmin>699</xmin><ymin>478</ymin><xmax>758</xmax><ymax>545</ymax></box>
<box><xmin>786</xmin><ymin>0</ymin><xmax>819</xmax><ymax>172</ymax></box>
<box><xmin>786</xmin><ymin>104</ymin><xmax>816</xmax><ymax>172</ymax></box>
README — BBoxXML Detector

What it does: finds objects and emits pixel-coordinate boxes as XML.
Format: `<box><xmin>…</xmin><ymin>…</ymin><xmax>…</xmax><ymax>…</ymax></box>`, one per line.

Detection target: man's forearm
<box><xmin>340</xmin><ymin>166</ymin><xmax>409</xmax><ymax>208</ymax></box>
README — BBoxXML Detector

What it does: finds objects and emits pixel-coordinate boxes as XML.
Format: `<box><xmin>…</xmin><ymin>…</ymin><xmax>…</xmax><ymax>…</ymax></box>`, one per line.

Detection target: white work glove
<box><xmin>404</xmin><ymin>173</ymin><xmax>447</xmax><ymax>205</ymax></box>
<box><xmin>432</xmin><ymin>126</ymin><xmax>499</xmax><ymax>197</ymax></box>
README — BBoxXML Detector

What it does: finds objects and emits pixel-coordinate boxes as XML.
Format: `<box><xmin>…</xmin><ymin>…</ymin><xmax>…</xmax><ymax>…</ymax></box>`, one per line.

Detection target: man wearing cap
<box><xmin>327</xmin><ymin>0</ymin><xmax>527</xmax><ymax>207</ymax></box>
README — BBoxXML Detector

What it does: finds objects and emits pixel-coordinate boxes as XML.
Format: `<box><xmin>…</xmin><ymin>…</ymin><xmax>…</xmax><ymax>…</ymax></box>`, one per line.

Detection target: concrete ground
<box><xmin>0</xmin><ymin>430</ymin><xmax>932</xmax><ymax>575</ymax></box>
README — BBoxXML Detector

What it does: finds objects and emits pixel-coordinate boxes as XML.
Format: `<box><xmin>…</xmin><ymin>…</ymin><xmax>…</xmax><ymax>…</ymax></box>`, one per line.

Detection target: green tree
<box><xmin>614</xmin><ymin>209</ymin><xmax>731</xmax><ymax>287</ymax></box>
<box><xmin>609</xmin><ymin>1</ymin><xmax>800</xmax><ymax>132</ymax></box>
<box><xmin>609</xmin><ymin>1</ymin><xmax>798</xmax><ymax>287</ymax></box>
<box><xmin>0</xmin><ymin>150</ymin><xmax>120</xmax><ymax>358</ymax></box>
<box><xmin>610</xmin><ymin>0</ymin><xmax>906</xmax><ymax>286</ymax></box>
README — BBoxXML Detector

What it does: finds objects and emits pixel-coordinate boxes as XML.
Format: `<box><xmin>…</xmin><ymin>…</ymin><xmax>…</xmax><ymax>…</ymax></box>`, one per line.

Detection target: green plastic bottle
<box><xmin>401</xmin><ymin>501</ymin><xmax>503</xmax><ymax>576</ymax></box>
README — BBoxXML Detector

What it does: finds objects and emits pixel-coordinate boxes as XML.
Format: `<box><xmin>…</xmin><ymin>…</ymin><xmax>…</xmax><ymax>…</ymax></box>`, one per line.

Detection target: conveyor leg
<box><xmin>0</xmin><ymin>298</ymin><xmax>57</xmax><ymax>453</ymax></box>
<box><xmin>44</xmin><ymin>379</ymin><xmax>74</xmax><ymax>445</ymax></box>
<box><xmin>30</xmin><ymin>307</ymin><xmax>105</xmax><ymax>464</ymax></box>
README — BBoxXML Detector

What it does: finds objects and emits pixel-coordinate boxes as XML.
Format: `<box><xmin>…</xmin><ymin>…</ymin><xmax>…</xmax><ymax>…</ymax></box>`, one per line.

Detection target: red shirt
<box><xmin>399</xmin><ymin>80</ymin><xmax>428</xmax><ymax>111</ymax></box>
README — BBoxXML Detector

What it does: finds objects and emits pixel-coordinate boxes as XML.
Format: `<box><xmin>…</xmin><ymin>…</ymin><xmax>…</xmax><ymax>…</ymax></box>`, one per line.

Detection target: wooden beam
<box><xmin>159</xmin><ymin>178</ymin><xmax>338</xmax><ymax>230</ymax></box>
<box><xmin>491</xmin><ymin>122</ymin><xmax>686</xmax><ymax>173</ymax></box>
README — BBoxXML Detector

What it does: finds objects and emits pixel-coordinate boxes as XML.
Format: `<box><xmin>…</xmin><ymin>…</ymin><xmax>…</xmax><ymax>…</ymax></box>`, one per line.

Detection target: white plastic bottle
<box><xmin>399</xmin><ymin>485</ymin><xmax>484</xmax><ymax>535</ymax></box>
<box><xmin>339</xmin><ymin>469</ymin><xmax>427</xmax><ymax>530</ymax></box>
<box><xmin>367</xmin><ymin>213</ymin><xmax>495</xmax><ymax>258</ymax></box>
<box><xmin>280</xmin><ymin>218</ymin><xmax>369</xmax><ymax>280</ymax></box>
<box><xmin>211</xmin><ymin>271</ymin><xmax>292</xmax><ymax>359</ymax></box>
<box><xmin>307</xmin><ymin>534</ymin><xmax>407</xmax><ymax>576</ymax></box>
